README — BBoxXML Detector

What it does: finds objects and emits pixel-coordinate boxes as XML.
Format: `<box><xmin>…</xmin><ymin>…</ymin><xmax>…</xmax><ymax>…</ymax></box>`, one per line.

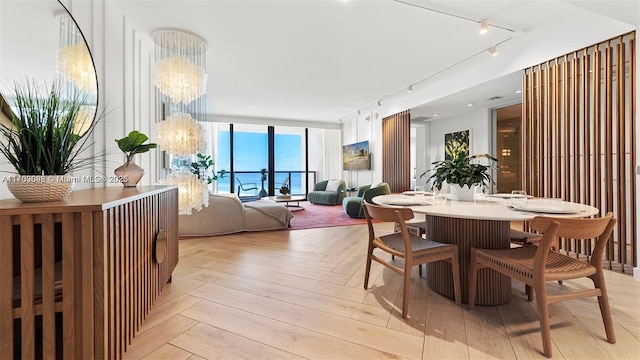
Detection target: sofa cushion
<box><xmin>325</xmin><ymin>179</ymin><xmax>342</xmax><ymax>192</ymax></box>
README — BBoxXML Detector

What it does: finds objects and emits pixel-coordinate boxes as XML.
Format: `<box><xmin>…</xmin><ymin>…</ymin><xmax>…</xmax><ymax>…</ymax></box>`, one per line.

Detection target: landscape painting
<box><xmin>343</xmin><ymin>140</ymin><xmax>371</xmax><ymax>170</ymax></box>
<box><xmin>444</xmin><ymin>129</ymin><xmax>470</xmax><ymax>160</ymax></box>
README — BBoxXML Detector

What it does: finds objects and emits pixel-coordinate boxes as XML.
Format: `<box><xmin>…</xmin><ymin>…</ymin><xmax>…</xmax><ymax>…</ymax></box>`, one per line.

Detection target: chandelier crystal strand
<box><xmin>57</xmin><ymin>13</ymin><xmax>97</xmax><ymax>95</ymax></box>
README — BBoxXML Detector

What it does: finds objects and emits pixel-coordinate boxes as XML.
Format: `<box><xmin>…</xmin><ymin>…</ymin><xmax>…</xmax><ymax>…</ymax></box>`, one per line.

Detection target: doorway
<box><xmin>495</xmin><ymin>103</ymin><xmax>522</xmax><ymax>193</ymax></box>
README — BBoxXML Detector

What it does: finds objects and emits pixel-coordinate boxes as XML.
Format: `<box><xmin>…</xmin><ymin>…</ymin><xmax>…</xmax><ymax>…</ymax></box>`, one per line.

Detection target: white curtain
<box><xmin>322</xmin><ymin>129</ymin><xmax>342</xmax><ymax>180</ymax></box>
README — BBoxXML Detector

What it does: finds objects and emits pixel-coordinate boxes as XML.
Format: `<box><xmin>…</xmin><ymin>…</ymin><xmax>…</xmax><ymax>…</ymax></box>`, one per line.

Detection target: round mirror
<box><xmin>0</xmin><ymin>0</ymin><xmax>98</xmax><ymax>134</ymax></box>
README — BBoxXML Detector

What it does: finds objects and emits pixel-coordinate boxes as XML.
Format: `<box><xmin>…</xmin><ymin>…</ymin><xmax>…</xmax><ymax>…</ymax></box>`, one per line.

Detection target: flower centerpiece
<box><xmin>421</xmin><ymin>151</ymin><xmax>497</xmax><ymax>201</ymax></box>
<box><xmin>0</xmin><ymin>79</ymin><xmax>99</xmax><ymax>202</ymax></box>
<box><xmin>114</xmin><ymin>130</ymin><xmax>157</xmax><ymax>187</ymax></box>
<box><xmin>277</xmin><ymin>184</ymin><xmax>291</xmax><ymax>199</ymax></box>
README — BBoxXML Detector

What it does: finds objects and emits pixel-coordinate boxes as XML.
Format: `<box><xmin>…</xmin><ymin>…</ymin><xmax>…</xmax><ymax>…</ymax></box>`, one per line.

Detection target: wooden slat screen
<box><xmin>523</xmin><ymin>31</ymin><xmax>636</xmax><ymax>273</ymax></box>
<box><xmin>382</xmin><ymin>110</ymin><xmax>411</xmax><ymax>193</ymax></box>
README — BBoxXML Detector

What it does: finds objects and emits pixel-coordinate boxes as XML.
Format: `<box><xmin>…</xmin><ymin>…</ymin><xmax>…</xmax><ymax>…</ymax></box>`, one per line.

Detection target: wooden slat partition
<box><xmin>382</xmin><ymin>110</ymin><xmax>411</xmax><ymax>193</ymax></box>
<box><xmin>522</xmin><ymin>31</ymin><xmax>636</xmax><ymax>272</ymax></box>
<box><xmin>0</xmin><ymin>186</ymin><xmax>179</xmax><ymax>359</ymax></box>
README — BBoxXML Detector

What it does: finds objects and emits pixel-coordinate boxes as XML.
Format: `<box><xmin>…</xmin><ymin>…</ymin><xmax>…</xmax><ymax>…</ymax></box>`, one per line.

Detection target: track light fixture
<box><xmin>408</xmin><ymin>85</ymin><xmax>413</xmax><ymax>93</ymax></box>
<box><xmin>377</xmin><ymin>100</ymin><xmax>382</xmax><ymax>106</ymax></box>
<box><xmin>486</xmin><ymin>46</ymin><xmax>498</xmax><ymax>57</ymax></box>
<box><xmin>358</xmin><ymin>109</ymin><xmax>361</xmax><ymax>115</ymax></box>
<box><xmin>479</xmin><ymin>19</ymin><xmax>489</xmax><ymax>34</ymax></box>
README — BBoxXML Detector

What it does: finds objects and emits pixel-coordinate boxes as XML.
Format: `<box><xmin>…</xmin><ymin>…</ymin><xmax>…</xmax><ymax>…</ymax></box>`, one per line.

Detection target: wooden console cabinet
<box><xmin>0</xmin><ymin>186</ymin><xmax>179</xmax><ymax>359</ymax></box>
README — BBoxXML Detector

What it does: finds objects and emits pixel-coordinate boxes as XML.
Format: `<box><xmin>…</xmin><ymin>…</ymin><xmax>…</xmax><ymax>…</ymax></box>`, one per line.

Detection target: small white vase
<box><xmin>450</xmin><ymin>184</ymin><xmax>476</xmax><ymax>201</ymax></box>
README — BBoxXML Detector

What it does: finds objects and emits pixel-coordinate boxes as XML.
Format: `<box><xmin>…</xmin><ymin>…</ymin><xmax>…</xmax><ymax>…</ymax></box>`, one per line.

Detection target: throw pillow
<box><xmin>325</xmin><ymin>180</ymin><xmax>342</xmax><ymax>192</ymax></box>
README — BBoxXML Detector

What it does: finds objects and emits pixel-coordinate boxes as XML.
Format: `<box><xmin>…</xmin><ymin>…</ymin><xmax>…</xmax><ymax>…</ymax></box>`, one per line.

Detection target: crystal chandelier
<box><xmin>153</xmin><ymin>30</ymin><xmax>208</xmax><ymax>105</ymax></box>
<box><xmin>57</xmin><ymin>13</ymin><xmax>97</xmax><ymax>95</ymax></box>
<box><xmin>154</xmin><ymin>29</ymin><xmax>209</xmax><ymax>215</ymax></box>
<box><xmin>156</xmin><ymin>112</ymin><xmax>206</xmax><ymax>156</ymax></box>
<box><xmin>159</xmin><ymin>170</ymin><xmax>209</xmax><ymax>215</ymax></box>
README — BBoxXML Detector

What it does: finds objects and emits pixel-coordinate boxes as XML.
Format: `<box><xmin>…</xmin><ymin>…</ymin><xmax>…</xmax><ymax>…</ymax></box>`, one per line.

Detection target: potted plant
<box><xmin>277</xmin><ymin>184</ymin><xmax>290</xmax><ymax>199</ymax></box>
<box><xmin>189</xmin><ymin>153</ymin><xmax>227</xmax><ymax>193</ymax></box>
<box><xmin>114</xmin><ymin>130</ymin><xmax>157</xmax><ymax>187</ymax></box>
<box><xmin>0</xmin><ymin>79</ymin><xmax>99</xmax><ymax>202</ymax></box>
<box><xmin>421</xmin><ymin>151</ymin><xmax>497</xmax><ymax>201</ymax></box>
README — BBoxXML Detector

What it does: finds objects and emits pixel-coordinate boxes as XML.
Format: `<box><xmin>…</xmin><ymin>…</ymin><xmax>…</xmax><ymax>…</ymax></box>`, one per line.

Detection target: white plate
<box><xmin>402</xmin><ymin>191</ymin><xmax>432</xmax><ymax>196</ymax></box>
<box><xmin>507</xmin><ymin>204</ymin><xmax>578</xmax><ymax>214</ymax></box>
<box><xmin>380</xmin><ymin>197</ymin><xmax>428</xmax><ymax>206</ymax></box>
<box><xmin>487</xmin><ymin>193</ymin><xmax>533</xmax><ymax>199</ymax></box>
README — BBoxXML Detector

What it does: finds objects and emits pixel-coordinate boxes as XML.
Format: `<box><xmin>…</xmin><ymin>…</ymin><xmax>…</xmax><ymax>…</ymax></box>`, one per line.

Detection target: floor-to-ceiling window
<box><xmin>206</xmin><ymin>122</ymin><xmax>320</xmax><ymax>200</ymax></box>
<box><xmin>274</xmin><ymin>126</ymin><xmax>306</xmax><ymax>196</ymax></box>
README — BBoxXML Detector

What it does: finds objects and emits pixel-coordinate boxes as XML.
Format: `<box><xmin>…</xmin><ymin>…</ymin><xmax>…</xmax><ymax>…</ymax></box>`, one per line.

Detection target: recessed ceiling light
<box><xmin>514</xmin><ymin>89</ymin><xmax>522</xmax><ymax>94</ymax></box>
<box><xmin>467</xmin><ymin>103</ymin><xmax>475</xmax><ymax>107</ymax></box>
<box><xmin>432</xmin><ymin>113</ymin><xmax>439</xmax><ymax>117</ymax></box>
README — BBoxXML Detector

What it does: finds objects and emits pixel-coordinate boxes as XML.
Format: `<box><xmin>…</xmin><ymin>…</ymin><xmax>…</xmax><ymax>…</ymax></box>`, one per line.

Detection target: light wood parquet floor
<box><xmin>124</xmin><ymin>223</ymin><xmax>640</xmax><ymax>359</ymax></box>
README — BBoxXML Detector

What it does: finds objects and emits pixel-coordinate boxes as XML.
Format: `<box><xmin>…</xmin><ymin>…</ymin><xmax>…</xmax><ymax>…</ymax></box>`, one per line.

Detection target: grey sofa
<box><xmin>307</xmin><ymin>179</ymin><xmax>346</xmax><ymax>205</ymax></box>
<box><xmin>179</xmin><ymin>194</ymin><xmax>294</xmax><ymax>236</ymax></box>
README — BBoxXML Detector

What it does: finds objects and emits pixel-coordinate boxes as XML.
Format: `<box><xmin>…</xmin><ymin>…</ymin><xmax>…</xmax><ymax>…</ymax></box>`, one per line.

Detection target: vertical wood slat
<box><xmin>554</xmin><ymin>59</ymin><xmax>562</xmax><ymax>197</ymax></box>
<box><xmin>631</xmin><ymin>37</ymin><xmax>638</xmax><ymax>268</ymax></box>
<box><xmin>522</xmin><ymin>32</ymin><xmax>636</xmax><ymax>272</ymax></box>
<box><xmin>594</xmin><ymin>45</ymin><xmax>602</xmax><ymax>216</ymax></box>
<box><xmin>0</xmin><ymin>216</ymin><xmax>13</xmax><ymax>358</ymax></box>
<box><xmin>605</xmin><ymin>43</ymin><xmax>614</xmax><ymax>265</ymax></box>
<box><xmin>80</xmin><ymin>212</ymin><xmax>94</xmax><ymax>359</ymax></box>
<box><xmin>617</xmin><ymin>39</ymin><xmax>626</xmax><ymax>266</ymax></box>
<box><xmin>563</xmin><ymin>55</ymin><xmax>571</xmax><ymax>201</ymax></box>
<box><xmin>382</xmin><ymin>110</ymin><xmax>411</xmax><ymax>193</ymax></box>
<box><xmin>20</xmin><ymin>214</ymin><xmax>35</xmax><ymax>359</ymax></box>
<box><xmin>41</xmin><ymin>214</ymin><xmax>55</xmax><ymax>357</ymax></box>
<box><xmin>93</xmin><ymin>210</ymin><xmax>106</xmax><ymax>360</ymax></box>
<box><xmin>62</xmin><ymin>212</ymin><xmax>75</xmax><ymax>359</ymax></box>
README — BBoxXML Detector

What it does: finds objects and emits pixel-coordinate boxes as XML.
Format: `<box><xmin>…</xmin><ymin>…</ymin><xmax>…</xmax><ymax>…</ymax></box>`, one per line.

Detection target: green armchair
<box><xmin>308</xmin><ymin>179</ymin><xmax>346</xmax><ymax>205</ymax></box>
<box><xmin>342</xmin><ymin>183</ymin><xmax>391</xmax><ymax>218</ymax></box>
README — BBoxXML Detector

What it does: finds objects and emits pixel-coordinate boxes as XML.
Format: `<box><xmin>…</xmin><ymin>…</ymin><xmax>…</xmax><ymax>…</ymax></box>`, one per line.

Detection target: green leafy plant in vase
<box><xmin>114</xmin><ymin>130</ymin><xmax>157</xmax><ymax>187</ymax></box>
<box><xmin>421</xmin><ymin>151</ymin><xmax>497</xmax><ymax>201</ymax></box>
<box><xmin>0</xmin><ymin>79</ymin><xmax>100</xmax><ymax>202</ymax></box>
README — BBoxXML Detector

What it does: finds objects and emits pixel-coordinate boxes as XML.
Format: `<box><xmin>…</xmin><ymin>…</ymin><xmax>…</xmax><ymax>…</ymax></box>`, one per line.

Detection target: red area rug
<box><xmin>288</xmin><ymin>201</ymin><xmax>369</xmax><ymax>230</ymax></box>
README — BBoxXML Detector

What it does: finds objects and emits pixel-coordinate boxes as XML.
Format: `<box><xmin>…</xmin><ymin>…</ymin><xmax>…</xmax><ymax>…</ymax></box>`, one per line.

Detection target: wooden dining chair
<box><xmin>468</xmin><ymin>213</ymin><xmax>617</xmax><ymax>358</ymax></box>
<box><xmin>363</xmin><ymin>202</ymin><xmax>461</xmax><ymax>319</ymax></box>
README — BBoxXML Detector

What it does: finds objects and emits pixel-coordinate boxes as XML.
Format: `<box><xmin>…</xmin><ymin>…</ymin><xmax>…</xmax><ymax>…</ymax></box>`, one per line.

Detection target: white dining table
<box><xmin>372</xmin><ymin>193</ymin><xmax>599</xmax><ymax>305</ymax></box>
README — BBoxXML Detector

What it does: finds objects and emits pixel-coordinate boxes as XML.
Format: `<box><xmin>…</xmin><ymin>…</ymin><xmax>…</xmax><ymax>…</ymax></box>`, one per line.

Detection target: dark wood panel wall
<box><xmin>382</xmin><ymin>110</ymin><xmax>411</xmax><ymax>193</ymax></box>
<box><xmin>522</xmin><ymin>31</ymin><xmax>636</xmax><ymax>272</ymax></box>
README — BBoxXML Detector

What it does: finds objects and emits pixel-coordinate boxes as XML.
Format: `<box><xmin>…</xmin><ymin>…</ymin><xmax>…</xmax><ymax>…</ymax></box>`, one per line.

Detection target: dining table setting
<box><xmin>371</xmin><ymin>190</ymin><xmax>599</xmax><ymax>305</ymax></box>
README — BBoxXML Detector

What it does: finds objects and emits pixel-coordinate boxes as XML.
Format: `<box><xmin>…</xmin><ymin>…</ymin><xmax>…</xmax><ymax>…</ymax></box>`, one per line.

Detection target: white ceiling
<box><xmin>4</xmin><ymin>0</ymin><xmax>636</xmax><ymax>124</ymax></box>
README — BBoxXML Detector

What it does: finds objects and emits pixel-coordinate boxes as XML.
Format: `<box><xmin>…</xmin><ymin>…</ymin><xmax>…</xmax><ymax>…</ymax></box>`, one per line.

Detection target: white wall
<box><xmin>63</xmin><ymin>0</ymin><xmax>159</xmax><ymax>189</ymax></box>
<box><xmin>341</xmin><ymin>107</ymin><xmax>491</xmax><ymax>190</ymax></box>
<box><xmin>341</xmin><ymin>110</ymin><xmax>383</xmax><ymax>188</ymax></box>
